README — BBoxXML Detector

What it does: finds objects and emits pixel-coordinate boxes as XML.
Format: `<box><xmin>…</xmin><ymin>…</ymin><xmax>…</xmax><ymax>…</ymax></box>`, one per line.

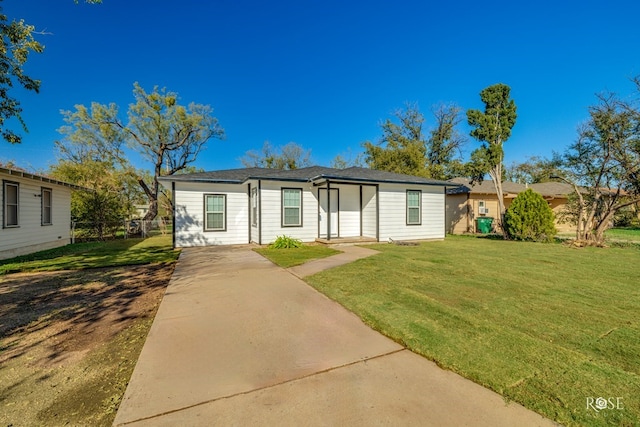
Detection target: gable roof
<box><xmin>447</xmin><ymin>178</ymin><xmax>583</xmax><ymax>198</ymax></box>
<box><xmin>160</xmin><ymin>166</ymin><xmax>455</xmax><ymax>187</ymax></box>
<box><xmin>0</xmin><ymin>166</ymin><xmax>87</xmax><ymax>190</ymax></box>
<box><xmin>446</xmin><ymin>178</ymin><xmax>526</xmax><ymax>195</ymax></box>
<box><xmin>528</xmin><ymin>182</ymin><xmax>576</xmax><ymax>197</ymax></box>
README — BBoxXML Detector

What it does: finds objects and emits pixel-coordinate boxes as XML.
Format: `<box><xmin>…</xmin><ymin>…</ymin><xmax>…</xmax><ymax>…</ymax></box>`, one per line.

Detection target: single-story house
<box><xmin>525</xmin><ymin>182</ymin><xmax>579</xmax><ymax>233</ymax></box>
<box><xmin>445</xmin><ymin>178</ymin><xmax>576</xmax><ymax>234</ymax></box>
<box><xmin>159</xmin><ymin>166</ymin><xmax>454</xmax><ymax>247</ymax></box>
<box><xmin>1</xmin><ymin>166</ymin><xmax>83</xmax><ymax>260</ymax></box>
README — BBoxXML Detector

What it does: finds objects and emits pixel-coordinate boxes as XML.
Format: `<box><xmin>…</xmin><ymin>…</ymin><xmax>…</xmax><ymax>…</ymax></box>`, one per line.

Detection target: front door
<box><xmin>319</xmin><ymin>188</ymin><xmax>339</xmax><ymax>238</ymax></box>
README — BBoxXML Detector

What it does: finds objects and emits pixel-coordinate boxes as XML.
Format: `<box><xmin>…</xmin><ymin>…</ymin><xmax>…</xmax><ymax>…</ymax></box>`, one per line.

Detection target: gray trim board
<box><xmin>171</xmin><ymin>182</ymin><xmax>176</xmax><ymax>249</ymax></box>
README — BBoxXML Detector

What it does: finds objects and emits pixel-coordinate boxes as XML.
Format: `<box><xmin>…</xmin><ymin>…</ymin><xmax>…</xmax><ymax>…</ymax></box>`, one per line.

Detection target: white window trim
<box><xmin>3</xmin><ymin>180</ymin><xmax>19</xmax><ymax>228</ymax></box>
<box><xmin>282</xmin><ymin>188</ymin><xmax>302</xmax><ymax>227</ymax></box>
<box><xmin>251</xmin><ymin>187</ymin><xmax>258</xmax><ymax>227</ymax></box>
<box><xmin>406</xmin><ymin>190</ymin><xmax>422</xmax><ymax>225</ymax></box>
<box><xmin>42</xmin><ymin>187</ymin><xmax>53</xmax><ymax>226</ymax></box>
<box><xmin>204</xmin><ymin>194</ymin><xmax>226</xmax><ymax>232</ymax></box>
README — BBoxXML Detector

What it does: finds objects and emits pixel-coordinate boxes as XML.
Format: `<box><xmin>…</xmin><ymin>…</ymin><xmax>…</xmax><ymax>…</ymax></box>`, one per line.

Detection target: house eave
<box><xmin>311</xmin><ymin>174</ymin><xmax>451</xmax><ymax>187</ymax></box>
<box><xmin>0</xmin><ymin>167</ymin><xmax>88</xmax><ymax>191</ymax></box>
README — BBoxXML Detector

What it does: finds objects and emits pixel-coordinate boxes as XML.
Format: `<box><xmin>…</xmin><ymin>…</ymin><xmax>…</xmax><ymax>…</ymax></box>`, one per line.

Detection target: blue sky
<box><xmin>2</xmin><ymin>0</ymin><xmax>639</xmax><ymax>174</ymax></box>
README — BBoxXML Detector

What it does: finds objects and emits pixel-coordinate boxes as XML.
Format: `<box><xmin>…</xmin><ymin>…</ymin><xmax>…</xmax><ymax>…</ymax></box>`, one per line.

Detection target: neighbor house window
<box><xmin>251</xmin><ymin>187</ymin><xmax>258</xmax><ymax>227</ymax></box>
<box><xmin>282</xmin><ymin>188</ymin><xmax>302</xmax><ymax>227</ymax></box>
<box><xmin>42</xmin><ymin>187</ymin><xmax>52</xmax><ymax>225</ymax></box>
<box><xmin>406</xmin><ymin>190</ymin><xmax>421</xmax><ymax>225</ymax></box>
<box><xmin>478</xmin><ymin>200</ymin><xmax>488</xmax><ymax>215</ymax></box>
<box><xmin>3</xmin><ymin>181</ymin><xmax>19</xmax><ymax>228</ymax></box>
<box><xmin>204</xmin><ymin>194</ymin><xmax>226</xmax><ymax>231</ymax></box>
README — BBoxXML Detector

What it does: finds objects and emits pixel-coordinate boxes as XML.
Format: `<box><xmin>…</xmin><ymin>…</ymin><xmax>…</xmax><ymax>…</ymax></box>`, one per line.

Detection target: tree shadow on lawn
<box><xmin>0</xmin><ymin>263</ymin><xmax>173</xmax><ymax>369</ymax></box>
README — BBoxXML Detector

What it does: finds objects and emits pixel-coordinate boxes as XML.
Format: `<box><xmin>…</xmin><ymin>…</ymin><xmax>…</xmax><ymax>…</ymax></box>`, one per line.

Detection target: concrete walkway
<box><xmin>114</xmin><ymin>246</ymin><xmax>556</xmax><ymax>426</ymax></box>
<box><xmin>288</xmin><ymin>245</ymin><xmax>380</xmax><ymax>278</ymax></box>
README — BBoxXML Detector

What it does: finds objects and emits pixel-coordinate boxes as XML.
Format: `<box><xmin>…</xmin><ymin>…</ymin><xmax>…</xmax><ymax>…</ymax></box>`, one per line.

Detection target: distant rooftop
<box><xmin>447</xmin><ymin>178</ymin><xmax>579</xmax><ymax>197</ymax></box>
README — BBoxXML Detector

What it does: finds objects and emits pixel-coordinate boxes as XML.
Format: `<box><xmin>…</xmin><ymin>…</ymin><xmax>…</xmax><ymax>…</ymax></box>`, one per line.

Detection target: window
<box><xmin>3</xmin><ymin>181</ymin><xmax>19</xmax><ymax>227</ymax></box>
<box><xmin>251</xmin><ymin>187</ymin><xmax>258</xmax><ymax>227</ymax></box>
<box><xmin>204</xmin><ymin>194</ymin><xmax>226</xmax><ymax>231</ymax></box>
<box><xmin>478</xmin><ymin>200</ymin><xmax>488</xmax><ymax>215</ymax></box>
<box><xmin>42</xmin><ymin>188</ymin><xmax>52</xmax><ymax>225</ymax></box>
<box><xmin>406</xmin><ymin>190</ymin><xmax>421</xmax><ymax>225</ymax></box>
<box><xmin>282</xmin><ymin>188</ymin><xmax>302</xmax><ymax>227</ymax></box>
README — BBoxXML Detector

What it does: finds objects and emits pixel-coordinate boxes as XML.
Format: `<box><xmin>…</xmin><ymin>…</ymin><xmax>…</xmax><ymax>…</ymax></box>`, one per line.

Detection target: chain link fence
<box><xmin>70</xmin><ymin>218</ymin><xmax>173</xmax><ymax>242</ymax></box>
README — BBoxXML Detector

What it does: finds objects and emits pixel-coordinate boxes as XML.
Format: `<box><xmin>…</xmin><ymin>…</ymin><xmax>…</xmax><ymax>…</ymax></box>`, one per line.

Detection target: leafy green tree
<box><xmin>330</xmin><ymin>148</ymin><xmax>365</xmax><ymax>169</ymax></box>
<box><xmin>56</xmin><ymin>102</ymin><xmax>125</xmax><ymax>164</ymax></box>
<box><xmin>364</xmin><ymin>103</ymin><xmax>427</xmax><ymax>176</ymax></box>
<box><xmin>0</xmin><ymin>0</ymin><xmax>101</xmax><ymax>144</ymax></box>
<box><xmin>505</xmin><ymin>155</ymin><xmax>562</xmax><ymax>184</ymax></box>
<box><xmin>467</xmin><ymin>83</ymin><xmax>517</xmax><ymax>229</ymax></box>
<box><xmin>0</xmin><ymin>3</ymin><xmax>44</xmax><ymax>144</ymax></box>
<box><xmin>50</xmin><ymin>159</ymin><xmax>141</xmax><ymax>239</ymax></box>
<box><xmin>559</xmin><ymin>89</ymin><xmax>640</xmax><ymax>245</ymax></box>
<box><xmin>363</xmin><ymin>102</ymin><xmax>465</xmax><ymax>179</ymax></box>
<box><xmin>504</xmin><ymin>188</ymin><xmax>556</xmax><ymax>242</ymax></box>
<box><xmin>58</xmin><ymin>83</ymin><xmax>224</xmax><ymax>221</ymax></box>
<box><xmin>241</xmin><ymin>141</ymin><xmax>311</xmax><ymax>169</ymax></box>
<box><xmin>426</xmin><ymin>104</ymin><xmax>467</xmax><ymax>179</ymax></box>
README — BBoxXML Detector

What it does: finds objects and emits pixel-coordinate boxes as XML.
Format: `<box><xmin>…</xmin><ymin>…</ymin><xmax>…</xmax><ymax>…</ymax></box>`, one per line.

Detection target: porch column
<box><xmin>375</xmin><ymin>184</ymin><xmax>379</xmax><ymax>242</ymax></box>
<box><xmin>359</xmin><ymin>185</ymin><xmax>363</xmax><ymax>237</ymax></box>
<box><xmin>326</xmin><ymin>180</ymin><xmax>331</xmax><ymax>241</ymax></box>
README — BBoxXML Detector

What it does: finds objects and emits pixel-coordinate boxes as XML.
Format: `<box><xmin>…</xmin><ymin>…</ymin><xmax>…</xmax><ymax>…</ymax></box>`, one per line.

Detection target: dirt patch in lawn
<box><xmin>0</xmin><ymin>262</ymin><xmax>175</xmax><ymax>426</ymax></box>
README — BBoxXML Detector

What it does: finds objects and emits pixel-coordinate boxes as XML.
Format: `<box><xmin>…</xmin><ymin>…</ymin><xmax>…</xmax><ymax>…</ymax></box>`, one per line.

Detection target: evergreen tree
<box><xmin>504</xmin><ymin>189</ymin><xmax>556</xmax><ymax>242</ymax></box>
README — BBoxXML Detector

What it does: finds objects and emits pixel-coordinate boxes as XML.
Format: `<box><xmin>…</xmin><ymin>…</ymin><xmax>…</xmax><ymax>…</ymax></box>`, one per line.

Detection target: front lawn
<box><xmin>606</xmin><ymin>226</ymin><xmax>640</xmax><ymax>242</ymax></box>
<box><xmin>305</xmin><ymin>236</ymin><xmax>639</xmax><ymax>427</ymax></box>
<box><xmin>0</xmin><ymin>236</ymin><xmax>179</xmax><ymax>425</ymax></box>
<box><xmin>254</xmin><ymin>244</ymin><xmax>341</xmax><ymax>268</ymax></box>
<box><xmin>0</xmin><ymin>235</ymin><xmax>178</xmax><ymax>275</ymax></box>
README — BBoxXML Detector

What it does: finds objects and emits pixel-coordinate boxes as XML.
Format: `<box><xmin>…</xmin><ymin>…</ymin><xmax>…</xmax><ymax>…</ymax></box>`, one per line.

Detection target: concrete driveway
<box><xmin>114</xmin><ymin>246</ymin><xmax>555</xmax><ymax>426</ymax></box>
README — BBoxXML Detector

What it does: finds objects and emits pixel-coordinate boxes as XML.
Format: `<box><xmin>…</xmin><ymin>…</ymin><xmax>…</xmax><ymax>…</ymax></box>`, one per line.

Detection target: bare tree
<box><xmin>241</xmin><ymin>141</ymin><xmax>311</xmax><ymax>169</ymax></box>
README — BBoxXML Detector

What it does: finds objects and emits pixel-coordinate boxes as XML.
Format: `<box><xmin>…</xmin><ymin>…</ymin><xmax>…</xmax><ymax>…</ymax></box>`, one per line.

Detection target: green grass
<box><xmin>255</xmin><ymin>244</ymin><xmax>341</xmax><ymax>268</ymax></box>
<box><xmin>0</xmin><ymin>235</ymin><xmax>179</xmax><ymax>275</ymax></box>
<box><xmin>606</xmin><ymin>226</ymin><xmax>640</xmax><ymax>242</ymax></box>
<box><xmin>305</xmin><ymin>235</ymin><xmax>640</xmax><ymax>427</ymax></box>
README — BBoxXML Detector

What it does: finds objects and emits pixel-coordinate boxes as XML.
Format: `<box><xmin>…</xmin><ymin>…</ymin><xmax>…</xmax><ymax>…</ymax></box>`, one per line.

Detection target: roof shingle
<box><xmin>160</xmin><ymin>166</ymin><xmax>455</xmax><ymax>186</ymax></box>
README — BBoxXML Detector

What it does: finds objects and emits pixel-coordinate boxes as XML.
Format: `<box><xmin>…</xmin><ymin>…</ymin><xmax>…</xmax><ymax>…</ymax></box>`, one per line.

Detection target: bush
<box><xmin>613</xmin><ymin>206</ymin><xmax>639</xmax><ymax>227</ymax></box>
<box><xmin>269</xmin><ymin>235</ymin><xmax>303</xmax><ymax>249</ymax></box>
<box><xmin>504</xmin><ymin>188</ymin><xmax>557</xmax><ymax>242</ymax></box>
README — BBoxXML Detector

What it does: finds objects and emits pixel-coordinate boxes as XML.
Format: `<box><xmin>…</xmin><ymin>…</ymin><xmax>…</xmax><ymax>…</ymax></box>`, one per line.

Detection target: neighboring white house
<box><xmin>159</xmin><ymin>166</ymin><xmax>454</xmax><ymax>247</ymax></box>
<box><xmin>1</xmin><ymin>166</ymin><xmax>82</xmax><ymax>260</ymax></box>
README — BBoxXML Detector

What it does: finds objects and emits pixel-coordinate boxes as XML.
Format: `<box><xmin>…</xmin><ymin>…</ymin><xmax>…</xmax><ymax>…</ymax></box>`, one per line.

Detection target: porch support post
<box><xmin>375</xmin><ymin>184</ymin><xmax>379</xmax><ymax>242</ymax></box>
<box><xmin>171</xmin><ymin>181</ymin><xmax>176</xmax><ymax>249</ymax></box>
<box><xmin>258</xmin><ymin>180</ymin><xmax>262</xmax><ymax>245</ymax></box>
<box><xmin>326</xmin><ymin>180</ymin><xmax>331</xmax><ymax>241</ymax></box>
<box><xmin>359</xmin><ymin>185</ymin><xmax>363</xmax><ymax>237</ymax></box>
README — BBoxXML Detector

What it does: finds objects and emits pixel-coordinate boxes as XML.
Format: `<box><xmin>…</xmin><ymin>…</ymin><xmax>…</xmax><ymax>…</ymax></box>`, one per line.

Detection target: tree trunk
<box><xmin>138</xmin><ymin>177</ymin><xmax>158</xmax><ymax>222</ymax></box>
<box><xmin>489</xmin><ymin>163</ymin><xmax>506</xmax><ymax>236</ymax></box>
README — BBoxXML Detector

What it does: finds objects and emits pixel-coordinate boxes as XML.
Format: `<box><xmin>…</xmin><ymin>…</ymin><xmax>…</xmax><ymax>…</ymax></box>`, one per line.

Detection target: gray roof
<box><xmin>528</xmin><ymin>182</ymin><xmax>577</xmax><ymax>197</ymax></box>
<box><xmin>446</xmin><ymin>178</ymin><xmax>526</xmax><ymax>195</ymax></box>
<box><xmin>160</xmin><ymin>166</ymin><xmax>455</xmax><ymax>187</ymax></box>
<box><xmin>447</xmin><ymin>178</ymin><xmax>578</xmax><ymax>197</ymax></box>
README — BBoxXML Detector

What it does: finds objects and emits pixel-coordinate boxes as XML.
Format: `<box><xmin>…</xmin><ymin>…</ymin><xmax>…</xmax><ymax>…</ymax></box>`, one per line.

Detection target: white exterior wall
<box><xmin>377</xmin><ymin>184</ymin><xmax>445</xmax><ymax>241</ymax></box>
<box><xmin>335</xmin><ymin>184</ymin><xmax>360</xmax><ymax>238</ymax></box>
<box><xmin>361</xmin><ymin>185</ymin><xmax>377</xmax><ymax>238</ymax></box>
<box><xmin>171</xmin><ymin>178</ymin><xmax>446</xmax><ymax>247</ymax></box>
<box><xmin>259</xmin><ymin>181</ymin><xmax>318</xmax><ymax>244</ymax></box>
<box><xmin>248</xmin><ymin>180</ymin><xmax>259</xmax><ymax>244</ymax></box>
<box><xmin>0</xmin><ymin>174</ymin><xmax>71</xmax><ymax>260</ymax></box>
<box><xmin>174</xmin><ymin>182</ymin><xmax>249</xmax><ymax>246</ymax></box>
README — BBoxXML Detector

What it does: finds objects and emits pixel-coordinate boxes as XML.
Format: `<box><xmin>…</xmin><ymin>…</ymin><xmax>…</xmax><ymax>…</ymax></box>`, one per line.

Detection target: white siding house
<box><xmin>160</xmin><ymin>166</ymin><xmax>453</xmax><ymax>247</ymax></box>
<box><xmin>1</xmin><ymin>167</ymin><xmax>79</xmax><ymax>260</ymax></box>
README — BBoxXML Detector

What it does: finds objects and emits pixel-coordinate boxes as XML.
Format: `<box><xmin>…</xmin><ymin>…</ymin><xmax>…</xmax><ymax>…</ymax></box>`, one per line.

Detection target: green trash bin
<box><xmin>476</xmin><ymin>217</ymin><xmax>493</xmax><ymax>234</ymax></box>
